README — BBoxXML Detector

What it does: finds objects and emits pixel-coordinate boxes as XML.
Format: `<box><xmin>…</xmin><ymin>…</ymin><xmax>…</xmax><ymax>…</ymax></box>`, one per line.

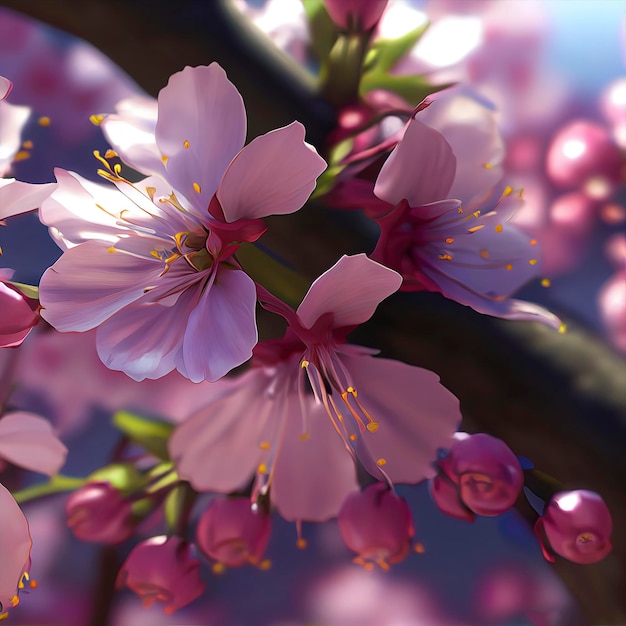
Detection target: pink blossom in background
<box><xmin>599</xmin><ymin>234</ymin><xmax>626</xmax><ymax>353</ymax></box>
<box><xmin>0</xmin><ymin>411</ymin><xmax>67</xmax><ymax>476</ymax></box>
<box><xmin>116</xmin><ymin>536</ymin><xmax>204</xmax><ymax>614</ymax></box>
<box><xmin>38</xmin><ymin>63</ymin><xmax>326</xmax><ymax>383</ymax></box>
<box><xmin>337</xmin><ymin>482</ymin><xmax>414</xmax><ymax>569</ymax></box>
<box><xmin>535</xmin><ymin>490</ymin><xmax>613</xmax><ymax>564</ymax></box>
<box><xmin>0</xmin><ymin>482</ymin><xmax>32</xmax><ymax>620</ymax></box>
<box><xmin>601</xmin><ymin>76</ymin><xmax>626</xmax><ymax>149</ymax></box>
<box><xmin>170</xmin><ymin>254</ymin><xmax>460</xmax><ymax>522</ymax></box>
<box><xmin>196</xmin><ymin>497</ymin><xmax>272</xmax><ymax>569</ymax></box>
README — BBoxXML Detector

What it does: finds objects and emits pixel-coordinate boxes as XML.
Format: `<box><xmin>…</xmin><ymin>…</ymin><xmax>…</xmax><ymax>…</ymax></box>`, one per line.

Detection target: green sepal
<box><xmin>360</xmin><ymin>72</ymin><xmax>455</xmax><ymax>105</ymax></box>
<box><xmin>112</xmin><ymin>411</ymin><xmax>174</xmax><ymax>461</ymax></box>
<box><xmin>87</xmin><ymin>462</ymin><xmax>144</xmax><ymax>496</ymax></box>
<box><xmin>7</xmin><ymin>281</ymin><xmax>39</xmax><ymax>300</ymax></box>
<box><xmin>164</xmin><ymin>481</ymin><xmax>196</xmax><ymax>536</ymax></box>
<box><xmin>363</xmin><ymin>23</ymin><xmax>429</xmax><ymax>75</ymax></box>
<box><xmin>302</xmin><ymin>0</ymin><xmax>337</xmax><ymax>65</ymax></box>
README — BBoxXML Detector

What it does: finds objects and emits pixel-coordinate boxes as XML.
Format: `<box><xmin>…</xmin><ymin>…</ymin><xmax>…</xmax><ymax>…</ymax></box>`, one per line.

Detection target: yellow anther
<box><xmin>212</xmin><ymin>562</ymin><xmax>226</xmax><ymax>575</ymax></box>
<box><xmin>13</xmin><ymin>150</ymin><xmax>30</xmax><ymax>162</ymax></box>
<box><xmin>22</xmin><ymin>140</ymin><xmax>33</xmax><ymax>149</ymax></box>
<box><xmin>559</xmin><ymin>323</ymin><xmax>567</xmax><ymax>334</ymax></box>
<box><xmin>445</xmin><ymin>237</ymin><xmax>454</xmax><ymax>244</ymax></box>
<box><xmin>145</xmin><ymin>186</ymin><xmax>156</xmax><ymax>200</ymax></box>
<box><xmin>161</xmin><ymin>155</ymin><xmax>169</xmax><ymax>164</ymax></box>
<box><xmin>414</xmin><ymin>542</ymin><xmax>425</xmax><ymax>554</ymax></box>
<box><xmin>296</xmin><ymin>538</ymin><xmax>308</xmax><ymax>550</ymax></box>
<box><xmin>107</xmin><ymin>246</ymin><xmax>116</xmax><ymax>253</ymax></box>
<box><xmin>113</xmin><ymin>163</ymin><xmax>122</xmax><ymax>175</ymax></box>
<box><xmin>298</xmin><ymin>433</ymin><xmax>310</xmax><ymax>441</ymax></box>
<box><xmin>257</xmin><ymin>463</ymin><xmax>268</xmax><ymax>475</ymax></box>
<box><xmin>502</xmin><ymin>185</ymin><xmax>513</xmax><ymax>197</ymax></box>
<box><xmin>468</xmin><ymin>224</ymin><xmax>485</xmax><ymax>233</ymax></box>
<box><xmin>301</xmin><ymin>360</ymin><xmax>309</xmax><ymax>368</ymax></box>
<box><xmin>529</xmin><ymin>259</ymin><xmax>538</xmax><ymax>266</ymax></box>
<box><xmin>364</xmin><ymin>561</ymin><xmax>375</xmax><ymax>571</ymax></box>
<box><xmin>457</xmin><ymin>206</ymin><xmax>464</xmax><ymax>214</ymax></box>
<box><xmin>29</xmin><ymin>580</ymin><xmax>37</xmax><ymax>589</ymax></box>
<box><xmin>349</xmin><ymin>434</ymin><xmax>356</xmax><ymax>441</ymax></box>
<box><xmin>472</xmin><ymin>210</ymin><xmax>481</xmax><ymax>218</ymax></box>
<box><xmin>505</xmin><ymin>263</ymin><xmax>513</xmax><ymax>271</ymax></box>
<box><xmin>438</xmin><ymin>253</ymin><xmax>453</xmax><ymax>261</ymax></box>
<box><xmin>39</xmin><ymin>116</ymin><xmax>51</xmax><ymax>126</ymax></box>
<box><xmin>541</xmin><ymin>278</ymin><xmax>551</xmax><ymax>287</ymax></box>
<box><xmin>10</xmin><ymin>596</ymin><xmax>19</xmax><ymax>608</ymax></box>
<box><xmin>259</xmin><ymin>441</ymin><xmax>271</xmax><ymax>450</ymax></box>
<box><xmin>376</xmin><ymin>458</ymin><xmax>387</xmax><ymax>466</ymax></box>
<box><xmin>482</xmin><ymin>162</ymin><xmax>493</xmax><ymax>169</ymax></box>
<box><xmin>150</xmin><ymin>250</ymin><xmax>161</xmax><ymax>259</ymax></box>
<box><xmin>495</xmin><ymin>224</ymin><xmax>503</xmax><ymax>232</ymax></box>
<box><xmin>193</xmin><ymin>182</ymin><xmax>201</xmax><ymax>194</ymax></box>
<box><xmin>183</xmin><ymin>140</ymin><xmax>190</xmax><ymax>149</ymax></box>
<box><xmin>530</xmin><ymin>239</ymin><xmax>537</xmax><ymax>245</ymax></box>
<box><xmin>347</xmin><ymin>386</ymin><xmax>356</xmax><ymax>395</ymax></box>
<box><xmin>259</xmin><ymin>559</ymin><xmax>272</xmax><ymax>571</ymax></box>
<box><xmin>104</xmin><ymin>149</ymin><xmax>118</xmax><ymax>159</ymax></box>
<box><xmin>18</xmin><ymin>580</ymin><xmax>24</xmax><ymax>589</ymax></box>
<box><xmin>89</xmin><ymin>114</ymin><xmax>103</xmax><ymax>126</ymax></box>
<box><xmin>480</xmin><ymin>249</ymin><xmax>490</xmax><ymax>260</ymax></box>
<box><xmin>376</xmin><ymin>558</ymin><xmax>390</xmax><ymax>571</ymax></box>
<box><xmin>0</xmin><ymin>612</ymin><xmax>8</xmax><ymax>621</ymax></box>
<box><xmin>366</xmin><ymin>422</ymin><xmax>379</xmax><ymax>433</ymax></box>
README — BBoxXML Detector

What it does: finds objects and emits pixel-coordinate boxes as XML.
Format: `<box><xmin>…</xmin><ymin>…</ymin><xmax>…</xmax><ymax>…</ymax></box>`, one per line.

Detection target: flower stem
<box><xmin>13</xmin><ymin>475</ymin><xmax>86</xmax><ymax>504</ymax></box>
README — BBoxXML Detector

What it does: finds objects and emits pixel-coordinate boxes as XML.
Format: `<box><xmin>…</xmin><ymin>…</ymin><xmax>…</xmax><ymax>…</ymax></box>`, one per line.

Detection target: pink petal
<box><xmin>271</xmin><ymin>395</ymin><xmax>358</xmax><ymax>522</ymax></box>
<box><xmin>297</xmin><ymin>254</ymin><xmax>402</xmax><ymax>330</ymax></box>
<box><xmin>0</xmin><ymin>483</ymin><xmax>31</xmax><ymax>612</ymax></box>
<box><xmin>0</xmin><ymin>412</ymin><xmax>67</xmax><ymax>475</ymax></box>
<box><xmin>341</xmin><ymin>353</ymin><xmax>459</xmax><ymax>483</ymax></box>
<box><xmin>155</xmin><ymin>64</ymin><xmax>246</xmax><ymax>217</ymax></box>
<box><xmin>39</xmin><ymin>240</ymin><xmax>163</xmax><ymax>332</ymax></box>
<box><xmin>0</xmin><ymin>282</ymin><xmax>37</xmax><ymax>336</ymax></box>
<box><xmin>0</xmin><ymin>101</ymin><xmax>29</xmax><ymax>177</ymax></box>
<box><xmin>100</xmin><ymin>95</ymin><xmax>167</xmax><ymax>178</ymax></box>
<box><xmin>181</xmin><ymin>266</ymin><xmax>257</xmax><ymax>382</ymax></box>
<box><xmin>0</xmin><ymin>179</ymin><xmax>55</xmax><ymax>220</ymax></box>
<box><xmin>217</xmin><ymin>122</ymin><xmax>326</xmax><ymax>222</ymax></box>
<box><xmin>0</xmin><ymin>75</ymin><xmax>12</xmax><ymax>100</ymax></box>
<box><xmin>169</xmin><ymin>370</ymin><xmax>275</xmax><ymax>492</ymax></box>
<box><xmin>374</xmin><ymin>119</ymin><xmax>456</xmax><ymax>207</ymax></box>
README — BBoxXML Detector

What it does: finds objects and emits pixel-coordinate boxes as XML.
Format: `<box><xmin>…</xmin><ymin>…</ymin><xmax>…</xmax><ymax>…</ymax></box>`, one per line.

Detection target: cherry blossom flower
<box><xmin>170</xmin><ymin>254</ymin><xmax>460</xmax><ymax>522</ymax></box>
<box><xmin>337</xmin><ymin>482</ymin><xmax>414</xmax><ymax>569</ymax></box>
<box><xmin>0</xmin><ymin>411</ymin><xmax>67</xmax><ymax>476</ymax></box>
<box><xmin>196</xmin><ymin>497</ymin><xmax>272</xmax><ymax>570</ymax></box>
<box><xmin>0</xmin><ymin>482</ymin><xmax>32</xmax><ymax>620</ymax></box>
<box><xmin>372</xmin><ymin>117</ymin><xmax>561</xmax><ymax>327</ymax></box>
<box><xmin>116</xmin><ymin>536</ymin><xmax>204</xmax><ymax>615</ymax></box>
<box><xmin>38</xmin><ymin>63</ymin><xmax>326</xmax><ymax>382</ymax></box>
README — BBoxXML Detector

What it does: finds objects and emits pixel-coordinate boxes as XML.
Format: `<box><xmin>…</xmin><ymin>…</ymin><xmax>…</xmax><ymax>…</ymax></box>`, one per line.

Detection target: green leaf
<box><xmin>7</xmin><ymin>281</ymin><xmax>39</xmax><ymax>300</ymax></box>
<box><xmin>302</xmin><ymin>0</ymin><xmax>337</xmax><ymax>65</ymax></box>
<box><xmin>360</xmin><ymin>72</ymin><xmax>455</xmax><ymax>105</ymax></box>
<box><xmin>112</xmin><ymin>411</ymin><xmax>174</xmax><ymax>460</ymax></box>
<box><xmin>364</xmin><ymin>23</ymin><xmax>429</xmax><ymax>75</ymax></box>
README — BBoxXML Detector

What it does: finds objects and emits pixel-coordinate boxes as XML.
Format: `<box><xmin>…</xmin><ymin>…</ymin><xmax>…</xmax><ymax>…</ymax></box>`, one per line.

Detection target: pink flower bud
<box><xmin>437</xmin><ymin>433</ymin><xmax>523</xmax><ymax>517</ymax></box>
<box><xmin>65</xmin><ymin>482</ymin><xmax>134</xmax><ymax>544</ymax></box>
<box><xmin>536</xmin><ymin>490</ymin><xmax>613</xmax><ymax>564</ymax></box>
<box><xmin>116</xmin><ymin>536</ymin><xmax>204</xmax><ymax>614</ymax></box>
<box><xmin>196</xmin><ymin>498</ymin><xmax>272</xmax><ymax>569</ymax></box>
<box><xmin>546</xmin><ymin>121</ymin><xmax>621</xmax><ymax>198</ymax></box>
<box><xmin>324</xmin><ymin>0</ymin><xmax>389</xmax><ymax>31</ymax></box>
<box><xmin>338</xmin><ymin>483</ymin><xmax>414</xmax><ymax>569</ymax></box>
<box><xmin>429</xmin><ymin>474</ymin><xmax>474</xmax><ymax>522</ymax></box>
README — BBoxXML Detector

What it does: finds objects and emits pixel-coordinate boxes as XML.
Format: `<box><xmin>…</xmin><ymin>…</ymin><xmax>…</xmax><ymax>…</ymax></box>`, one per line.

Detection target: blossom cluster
<box><xmin>0</xmin><ymin>1</ymin><xmax>621</xmax><ymax>622</ymax></box>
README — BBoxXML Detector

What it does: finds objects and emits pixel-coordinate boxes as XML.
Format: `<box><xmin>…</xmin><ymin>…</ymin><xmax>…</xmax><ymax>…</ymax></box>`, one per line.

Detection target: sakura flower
<box><xmin>38</xmin><ymin>63</ymin><xmax>326</xmax><ymax>382</ymax></box>
<box><xmin>0</xmin><ymin>482</ymin><xmax>32</xmax><ymax>620</ymax></box>
<box><xmin>116</xmin><ymin>536</ymin><xmax>204</xmax><ymax>614</ymax></box>
<box><xmin>0</xmin><ymin>411</ymin><xmax>67</xmax><ymax>476</ymax></box>
<box><xmin>372</xmin><ymin>118</ymin><xmax>560</xmax><ymax>327</ymax></box>
<box><xmin>170</xmin><ymin>254</ymin><xmax>460</xmax><ymax>522</ymax></box>
<box><xmin>0</xmin><ymin>269</ymin><xmax>39</xmax><ymax>348</ymax></box>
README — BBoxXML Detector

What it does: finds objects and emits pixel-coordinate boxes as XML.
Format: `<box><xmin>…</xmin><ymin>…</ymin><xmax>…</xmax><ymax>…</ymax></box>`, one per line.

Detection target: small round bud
<box><xmin>324</xmin><ymin>0</ymin><xmax>389</xmax><ymax>31</ymax></box>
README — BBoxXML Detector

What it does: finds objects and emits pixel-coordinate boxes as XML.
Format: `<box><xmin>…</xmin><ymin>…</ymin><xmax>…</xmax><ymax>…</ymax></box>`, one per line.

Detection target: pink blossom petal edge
<box><xmin>0</xmin><ymin>75</ymin><xmax>12</xmax><ymax>100</ymax></box>
<box><xmin>0</xmin><ymin>412</ymin><xmax>67</xmax><ymax>476</ymax></box>
<box><xmin>217</xmin><ymin>121</ymin><xmax>326</xmax><ymax>222</ymax></box>
<box><xmin>155</xmin><ymin>64</ymin><xmax>246</xmax><ymax>216</ymax></box>
<box><xmin>181</xmin><ymin>266</ymin><xmax>258</xmax><ymax>383</ymax></box>
<box><xmin>374</xmin><ymin>119</ymin><xmax>456</xmax><ymax>208</ymax></box>
<box><xmin>297</xmin><ymin>254</ymin><xmax>402</xmax><ymax>330</ymax></box>
<box><xmin>0</xmin><ymin>179</ymin><xmax>56</xmax><ymax>220</ymax></box>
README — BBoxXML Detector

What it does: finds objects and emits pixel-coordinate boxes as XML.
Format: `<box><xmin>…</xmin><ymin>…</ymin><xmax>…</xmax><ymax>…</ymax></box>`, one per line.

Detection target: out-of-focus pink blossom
<box><xmin>431</xmin><ymin>433</ymin><xmax>523</xmax><ymax>520</ymax></box>
<box><xmin>338</xmin><ymin>482</ymin><xmax>414</xmax><ymax>569</ymax></box>
<box><xmin>0</xmin><ymin>269</ymin><xmax>39</xmax><ymax>348</ymax></box>
<box><xmin>116</xmin><ymin>536</ymin><xmax>204</xmax><ymax>614</ymax></box>
<box><xmin>372</xmin><ymin>118</ymin><xmax>559</xmax><ymax>327</ymax></box>
<box><xmin>196</xmin><ymin>497</ymin><xmax>271</xmax><ymax>569</ymax></box>
<box><xmin>601</xmin><ymin>77</ymin><xmax>626</xmax><ymax>148</ymax></box>
<box><xmin>39</xmin><ymin>63</ymin><xmax>325</xmax><ymax>383</ymax></box>
<box><xmin>170</xmin><ymin>255</ymin><xmax>460</xmax><ymax>523</ymax></box>
<box><xmin>535</xmin><ymin>490</ymin><xmax>613</xmax><ymax>564</ymax></box>
<box><xmin>0</xmin><ymin>411</ymin><xmax>66</xmax><ymax>475</ymax></box>
<box><xmin>0</xmin><ymin>482</ymin><xmax>32</xmax><ymax>620</ymax></box>
<box><xmin>599</xmin><ymin>270</ymin><xmax>626</xmax><ymax>353</ymax></box>
<box><xmin>66</xmin><ymin>482</ymin><xmax>134</xmax><ymax>544</ymax></box>
<box><xmin>324</xmin><ymin>0</ymin><xmax>389</xmax><ymax>31</ymax></box>
<box><xmin>546</xmin><ymin>120</ymin><xmax>621</xmax><ymax>200</ymax></box>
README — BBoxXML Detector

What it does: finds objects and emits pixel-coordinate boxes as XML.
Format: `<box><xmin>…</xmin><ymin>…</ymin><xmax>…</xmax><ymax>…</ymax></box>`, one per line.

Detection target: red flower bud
<box><xmin>324</xmin><ymin>0</ymin><xmax>389</xmax><ymax>31</ymax></box>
